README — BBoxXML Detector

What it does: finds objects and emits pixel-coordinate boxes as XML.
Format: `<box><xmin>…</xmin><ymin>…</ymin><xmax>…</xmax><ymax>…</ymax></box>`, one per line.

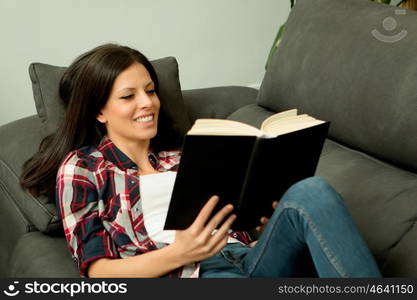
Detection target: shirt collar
<box><xmin>97</xmin><ymin>136</ymin><xmax>158</xmax><ymax>171</ymax></box>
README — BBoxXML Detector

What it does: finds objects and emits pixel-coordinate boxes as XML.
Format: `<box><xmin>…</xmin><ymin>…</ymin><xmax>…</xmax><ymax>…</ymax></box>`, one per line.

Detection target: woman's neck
<box><xmin>107</xmin><ymin>135</ymin><xmax>158</xmax><ymax>174</ymax></box>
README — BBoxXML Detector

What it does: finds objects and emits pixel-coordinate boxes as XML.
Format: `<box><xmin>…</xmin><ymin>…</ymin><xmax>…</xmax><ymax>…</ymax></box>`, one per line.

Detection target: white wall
<box><xmin>0</xmin><ymin>0</ymin><xmax>290</xmax><ymax>126</ymax></box>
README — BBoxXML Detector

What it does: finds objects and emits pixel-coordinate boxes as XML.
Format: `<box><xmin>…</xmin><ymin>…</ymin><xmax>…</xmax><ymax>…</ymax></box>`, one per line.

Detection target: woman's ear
<box><xmin>96</xmin><ymin>112</ymin><xmax>107</xmax><ymax>124</ymax></box>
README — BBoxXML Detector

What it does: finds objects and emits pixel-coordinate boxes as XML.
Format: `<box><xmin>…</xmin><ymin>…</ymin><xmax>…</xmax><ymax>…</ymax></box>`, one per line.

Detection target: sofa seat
<box><xmin>8</xmin><ymin>231</ymin><xmax>78</xmax><ymax>277</ymax></box>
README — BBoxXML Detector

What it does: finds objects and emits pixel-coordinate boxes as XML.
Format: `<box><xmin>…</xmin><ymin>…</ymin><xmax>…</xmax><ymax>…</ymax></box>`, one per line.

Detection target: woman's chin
<box><xmin>134</xmin><ymin>129</ymin><xmax>157</xmax><ymax>141</ymax></box>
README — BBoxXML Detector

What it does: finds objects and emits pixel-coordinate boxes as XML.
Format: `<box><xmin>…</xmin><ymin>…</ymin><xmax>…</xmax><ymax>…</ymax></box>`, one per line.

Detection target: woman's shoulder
<box><xmin>59</xmin><ymin>145</ymin><xmax>105</xmax><ymax>173</ymax></box>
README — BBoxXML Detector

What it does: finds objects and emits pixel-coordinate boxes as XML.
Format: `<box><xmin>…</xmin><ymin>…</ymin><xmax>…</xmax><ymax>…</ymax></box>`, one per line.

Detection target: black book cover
<box><xmin>164</xmin><ymin>121</ymin><xmax>330</xmax><ymax>230</ymax></box>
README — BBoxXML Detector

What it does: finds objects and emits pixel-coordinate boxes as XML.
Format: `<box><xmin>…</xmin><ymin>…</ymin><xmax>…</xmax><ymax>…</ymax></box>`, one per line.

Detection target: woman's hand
<box><xmin>170</xmin><ymin>195</ymin><xmax>236</xmax><ymax>266</ymax></box>
<box><xmin>249</xmin><ymin>201</ymin><xmax>279</xmax><ymax>247</ymax></box>
<box><xmin>255</xmin><ymin>201</ymin><xmax>279</xmax><ymax>232</ymax></box>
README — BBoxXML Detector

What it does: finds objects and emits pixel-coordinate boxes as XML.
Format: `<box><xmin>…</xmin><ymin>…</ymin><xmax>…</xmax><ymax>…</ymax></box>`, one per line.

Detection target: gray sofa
<box><xmin>1</xmin><ymin>0</ymin><xmax>416</xmax><ymax>277</ymax></box>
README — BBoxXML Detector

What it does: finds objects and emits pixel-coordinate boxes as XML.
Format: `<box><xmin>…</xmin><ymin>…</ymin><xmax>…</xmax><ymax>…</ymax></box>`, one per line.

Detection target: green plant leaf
<box><xmin>373</xmin><ymin>0</ymin><xmax>391</xmax><ymax>4</ymax></box>
<box><xmin>265</xmin><ymin>24</ymin><xmax>286</xmax><ymax>70</ymax></box>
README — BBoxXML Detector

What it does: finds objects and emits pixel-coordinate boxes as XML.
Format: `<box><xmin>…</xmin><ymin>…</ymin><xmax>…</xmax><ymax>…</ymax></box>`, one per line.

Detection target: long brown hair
<box><xmin>20</xmin><ymin>43</ymin><xmax>182</xmax><ymax>198</ymax></box>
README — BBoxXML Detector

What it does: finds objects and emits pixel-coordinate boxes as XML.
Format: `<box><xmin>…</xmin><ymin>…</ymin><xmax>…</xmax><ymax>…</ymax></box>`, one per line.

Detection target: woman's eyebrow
<box><xmin>145</xmin><ymin>80</ymin><xmax>154</xmax><ymax>87</ymax></box>
<box><xmin>118</xmin><ymin>81</ymin><xmax>154</xmax><ymax>92</ymax></box>
<box><xmin>117</xmin><ymin>87</ymin><xmax>136</xmax><ymax>93</ymax></box>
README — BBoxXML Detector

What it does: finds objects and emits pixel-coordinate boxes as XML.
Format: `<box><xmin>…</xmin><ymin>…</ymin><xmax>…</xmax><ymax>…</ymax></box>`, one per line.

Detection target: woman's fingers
<box><xmin>174</xmin><ymin>196</ymin><xmax>238</xmax><ymax>263</ymax></box>
<box><xmin>190</xmin><ymin>195</ymin><xmax>220</xmax><ymax>230</ymax></box>
<box><xmin>255</xmin><ymin>216</ymin><xmax>270</xmax><ymax>233</ymax></box>
<box><xmin>202</xmin><ymin>202</ymin><xmax>234</xmax><ymax>237</ymax></box>
<box><xmin>260</xmin><ymin>217</ymin><xmax>269</xmax><ymax>224</ymax></box>
<box><xmin>249</xmin><ymin>240</ymin><xmax>258</xmax><ymax>247</ymax></box>
<box><xmin>208</xmin><ymin>213</ymin><xmax>236</xmax><ymax>249</ymax></box>
<box><xmin>255</xmin><ymin>201</ymin><xmax>279</xmax><ymax>232</ymax></box>
<box><xmin>210</xmin><ymin>232</ymin><xmax>230</xmax><ymax>256</ymax></box>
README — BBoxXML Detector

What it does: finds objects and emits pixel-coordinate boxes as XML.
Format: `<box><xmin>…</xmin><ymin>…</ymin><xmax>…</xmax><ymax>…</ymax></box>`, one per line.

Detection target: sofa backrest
<box><xmin>257</xmin><ymin>0</ymin><xmax>417</xmax><ymax>172</ymax></box>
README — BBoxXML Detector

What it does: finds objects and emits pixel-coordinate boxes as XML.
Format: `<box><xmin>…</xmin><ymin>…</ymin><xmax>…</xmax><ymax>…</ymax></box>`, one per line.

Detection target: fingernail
<box><xmin>211</xmin><ymin>196</ymin><xmax>219</xmax><ymax>203</ymax></box>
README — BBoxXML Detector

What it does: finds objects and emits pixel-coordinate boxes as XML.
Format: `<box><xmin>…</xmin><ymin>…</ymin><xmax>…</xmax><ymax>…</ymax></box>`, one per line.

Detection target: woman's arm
<box><xmin>89</xmin><ymin>195</ymin><xmax>236</xmax><ymax>277</ymax></box>
<box><xmin>59</xmin><ymin>153</ymin><xmax>235</xmax><ymax>277</ymax></box>
<box><xmin>88</xmin><ymin>243</ymin><xmax>185</xmax><ymax>278</ymax></box>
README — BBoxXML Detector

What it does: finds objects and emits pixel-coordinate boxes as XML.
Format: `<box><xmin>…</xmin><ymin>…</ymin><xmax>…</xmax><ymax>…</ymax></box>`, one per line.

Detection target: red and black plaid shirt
<box><xmin>56</xmin><ymin>136</ymin><xmax>251</xmax><ymax>277</ymax></box>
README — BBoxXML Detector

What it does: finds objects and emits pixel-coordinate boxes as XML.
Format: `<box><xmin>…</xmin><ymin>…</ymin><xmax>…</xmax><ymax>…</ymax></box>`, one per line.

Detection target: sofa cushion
<box><xmin>227</xmin><ymin>103</ymin><xmax>275</xmax><ymax>127</ymax></box>
<box><xmin>316</xmin><ymin>139</ymin><xmax>417</xmax><ymax>278</ymax></box>
<box><xmin>29</xmin><ymin>56</ymin><xmax>191</xmax><ymax>137</ymax></box>
<box><xmin>183</xmin><ymin>86</ymin><xmax>259</xmax><ymax>123</ymax></box>
<box><xmin>257</xmin><ymin>0</ymin><xmax>417</xmax><ymax>172</ymax></box>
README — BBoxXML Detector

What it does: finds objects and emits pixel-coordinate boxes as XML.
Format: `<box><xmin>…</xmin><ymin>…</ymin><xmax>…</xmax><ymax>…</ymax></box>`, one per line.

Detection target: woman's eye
<box><xmin>121</xmin><ymin>94</ymin><xmax>134</xmax><ymax>99</ymax></box>
<box><xmin>146</xmin><ymin>90</ymin><xmax>156</xmax><ymax>95</ymax></box>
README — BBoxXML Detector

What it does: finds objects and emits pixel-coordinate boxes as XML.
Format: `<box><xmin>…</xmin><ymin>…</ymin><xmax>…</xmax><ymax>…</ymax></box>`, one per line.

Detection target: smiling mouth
<box><xmin>134</xmin><ymin>114</ymin><xmax>154</xmax><ymax>123</ymax></box>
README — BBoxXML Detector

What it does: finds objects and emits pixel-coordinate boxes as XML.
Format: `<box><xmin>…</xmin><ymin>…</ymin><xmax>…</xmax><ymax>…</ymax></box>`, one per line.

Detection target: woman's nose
<box><xmin>136</xmin><ymin>91</ymin><xmax>153</xmax><ymax>108</ymax></box>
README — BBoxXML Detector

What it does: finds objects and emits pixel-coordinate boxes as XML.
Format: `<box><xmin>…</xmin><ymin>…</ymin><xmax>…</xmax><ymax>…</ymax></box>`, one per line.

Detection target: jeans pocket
<box><xmin>220</xmin><ymin>243</ymin><xmax>250</xmax><ymax>274</ymax></box>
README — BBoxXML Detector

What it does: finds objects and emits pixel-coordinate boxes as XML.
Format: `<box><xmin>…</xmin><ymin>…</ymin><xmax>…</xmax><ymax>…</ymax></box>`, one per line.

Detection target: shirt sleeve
<box><xmin>230</xmin><ymin>230</ymin><xmax>252</xmax><ymax>245</ymax></box>
<box><xmin>56</xmin><ymin>153</ymin><xmax>119</xmax><ymax>277</ymax></box>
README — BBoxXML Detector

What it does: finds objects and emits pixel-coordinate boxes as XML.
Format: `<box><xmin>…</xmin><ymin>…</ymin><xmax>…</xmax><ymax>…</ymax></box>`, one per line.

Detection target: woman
<box><xmin>20</xmin><ymin>43</ymin><xmax>381</xmax><ymax>278</ymax></box>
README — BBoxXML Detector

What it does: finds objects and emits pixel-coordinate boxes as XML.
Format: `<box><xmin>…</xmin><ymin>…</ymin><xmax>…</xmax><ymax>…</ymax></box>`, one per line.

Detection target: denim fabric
<box><xmin>200</xmin><ymin>177</ymin><xmax>382</xmax><ymax>278</ymax></box>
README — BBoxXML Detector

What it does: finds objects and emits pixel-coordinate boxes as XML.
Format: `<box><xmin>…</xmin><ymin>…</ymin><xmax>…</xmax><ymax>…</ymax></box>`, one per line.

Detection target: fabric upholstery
<box><xmin>316</xmin><ymin>139</ymin><xmax>417</xmax><ymax>278</ymax></box>
<box><xmin>0</xmin><ymin>116</ymin><xmax>62</xmax><ymax>235</ymax></box>
<box><xmin>257</xmin><ymin>0</ymin><xmax>417</xmax><ymax>172</ymax></box>
<box><xmin>227</xmin><ymin>103</ymin><xmax>275</xmax><ymax>128</ymax></box>
<box><xmin>0</xmin><ymin>186</ymin><xmax>31</xmax><ymax>277</ymax></box>
<box><xmin>182</xmin><ymin>86</ymin><xmax>258</xmax><ymax>123</ymax></box>
<box><xmin>8</xmin><ymin>232</ymin><xmax>79</xmax><ymax>277</ymax></box>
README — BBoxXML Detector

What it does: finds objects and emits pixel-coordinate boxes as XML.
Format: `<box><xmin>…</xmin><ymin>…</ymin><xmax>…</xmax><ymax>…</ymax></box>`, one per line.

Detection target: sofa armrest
<box><xmin>182</xmin><ymin>86</ymin><xmax>258</xmax><ymax>123</ymax></box>
<box><xmin>0</xmin><ymin>115</ymin><xmax>62</xmax><ymax>235</ymax></box>
<box><xmin>9</xmin><ymin>231</ymin><xmax>79</xmax><ymax>277</ymax></box>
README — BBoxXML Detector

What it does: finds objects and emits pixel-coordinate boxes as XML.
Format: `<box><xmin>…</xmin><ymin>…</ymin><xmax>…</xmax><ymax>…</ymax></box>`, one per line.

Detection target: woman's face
<box><xmin>97</xmin><ymin>62</ymin><xmax>160</xmax><ymax>145</ymax></box>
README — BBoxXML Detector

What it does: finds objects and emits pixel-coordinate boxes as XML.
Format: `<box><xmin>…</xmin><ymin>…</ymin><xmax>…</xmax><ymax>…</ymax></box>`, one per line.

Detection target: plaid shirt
<box><xmin>56</xmin><ymin>136</ymin><xmax>251</xmax><ymax>278</ymax></box>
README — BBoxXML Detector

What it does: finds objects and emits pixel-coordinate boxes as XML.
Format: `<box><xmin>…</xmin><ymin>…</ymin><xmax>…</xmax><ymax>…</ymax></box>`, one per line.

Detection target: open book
<box><xmin>164</xmin><ymin>109</ymin><xmax>330</xmax><ymax>230</ymax></box>
<box><xmin>187</xmin><ymin>109</ymin><xmax>325</xmax><ymax>137</ymax></box>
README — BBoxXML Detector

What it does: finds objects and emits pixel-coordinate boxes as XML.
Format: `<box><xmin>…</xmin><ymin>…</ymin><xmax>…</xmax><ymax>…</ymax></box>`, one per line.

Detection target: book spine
<box><xmin>236</xmin><ymin>137</ymin><xmax>262</xmax><ymax>210</ymax></box>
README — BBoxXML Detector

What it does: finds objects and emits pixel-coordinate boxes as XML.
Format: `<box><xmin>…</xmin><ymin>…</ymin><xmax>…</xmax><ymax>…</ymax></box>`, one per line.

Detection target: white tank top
<box><xmin>139</xmin><ymin>171</ymin><xmax>239</xmax><ymax>244</ymax></box>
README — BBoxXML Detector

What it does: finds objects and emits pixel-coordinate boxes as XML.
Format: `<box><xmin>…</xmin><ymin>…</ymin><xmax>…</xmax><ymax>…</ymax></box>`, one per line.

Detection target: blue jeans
<box><xmin>200</xmin><ymin>177</ymin><xmax>382</xmax><ymax>278</ymax></box>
